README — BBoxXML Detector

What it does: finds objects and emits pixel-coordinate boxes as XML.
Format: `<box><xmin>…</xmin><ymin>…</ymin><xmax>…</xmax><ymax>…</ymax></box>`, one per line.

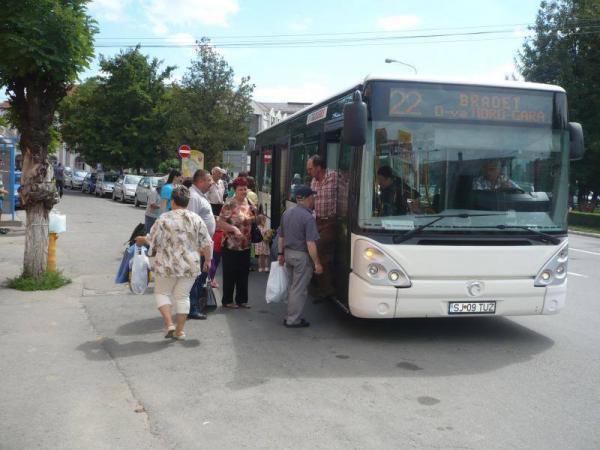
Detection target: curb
<box><xmin>569</xmin><ymin>229</ymin><xmax>600</xmax><ymax>239</ymax></box>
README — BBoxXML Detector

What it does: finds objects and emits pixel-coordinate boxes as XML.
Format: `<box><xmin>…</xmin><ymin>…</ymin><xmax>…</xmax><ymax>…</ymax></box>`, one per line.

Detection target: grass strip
<box><xmin>7</xmin><ymin>270</ymin><xmax>71</xmax><ymax>291</ymax></box>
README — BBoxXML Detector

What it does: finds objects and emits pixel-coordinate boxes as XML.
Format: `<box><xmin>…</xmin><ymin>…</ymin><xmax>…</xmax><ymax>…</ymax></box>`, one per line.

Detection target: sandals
<box><xmin>283</xmin><ymin>319</ymin><xmax>310</xmax><ymax>328</ymax></box>
<box><xmin>174</xmin><ymin>332</ymin><xmax>186</xmax><ymax>341</ymax></box>
<box><xmin>164</xmin><ymin>325</ymin><xmax>176</xmax><ymax>339</ymax></box>
<box><xmin>222</xmin><ymin>303</ymin><xmax>251</xmax><ymax>309</ymax></box>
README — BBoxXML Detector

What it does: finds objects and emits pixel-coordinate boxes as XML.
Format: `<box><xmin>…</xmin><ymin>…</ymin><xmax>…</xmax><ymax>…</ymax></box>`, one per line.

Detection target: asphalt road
<box><xmin>5</xmin><ymin>188</ymin><xmax>600</xmax><ymax>449</ymax></box>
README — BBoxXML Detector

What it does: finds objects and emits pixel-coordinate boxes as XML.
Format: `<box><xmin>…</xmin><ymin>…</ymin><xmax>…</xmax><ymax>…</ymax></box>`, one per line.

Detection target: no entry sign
<box><xmin>178</xmin><ymin>144</ymin><xmax>191</xmax><ymax>158</ymax></box>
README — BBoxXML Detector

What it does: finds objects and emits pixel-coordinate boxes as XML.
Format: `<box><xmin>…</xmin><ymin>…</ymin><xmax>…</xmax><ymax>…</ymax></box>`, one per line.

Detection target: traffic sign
<box><xmin>178</xmin><ymin>144</ymin><xmax>191</xmax><ymax>159</ymax></box>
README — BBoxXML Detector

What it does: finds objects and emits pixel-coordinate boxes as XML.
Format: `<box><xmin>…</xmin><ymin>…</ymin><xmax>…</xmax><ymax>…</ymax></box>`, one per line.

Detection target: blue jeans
<box><xmin>189</xmin><ymin>257</ymin><xmax>208</xmax><ymax>315</ymax></box>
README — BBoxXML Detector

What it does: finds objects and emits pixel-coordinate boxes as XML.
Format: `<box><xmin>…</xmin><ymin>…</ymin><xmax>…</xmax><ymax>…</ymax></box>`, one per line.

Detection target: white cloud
<box><xmin>90</xmin><ymin>0</ymin><xmax>130</xmax><ymax>22</ymax></box>
<box><xmin>253</xmin><ymin>82</ymin><xmax>331</xmax><ymax>104</ymax></box>
<box><xmin>166</xmin><ymin>33</ymin><xmax>197</xmax><ymax>46</ymax></box>
<box><xmin>288</xmin><ymin>18</ymin><xmax>313</xmax><ymax>32</ymax></box>
<box><xmin>141</xmin><ymin>0</ymin><xmax>240</xmax><ymax>35</ymax></box>
<box><xmin>513</xmin><ymin>27</ymin><xmax>534</xmax><ymax>39</ymax></box>
<box><xmin>377</xmin><ymin>15</ymin><xmax>421</xmax><ymax>31</ymax></box>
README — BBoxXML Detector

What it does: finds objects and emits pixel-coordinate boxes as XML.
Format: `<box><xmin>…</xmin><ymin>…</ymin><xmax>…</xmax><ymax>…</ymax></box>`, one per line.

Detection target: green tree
<box><xmin>518</xmin><ymin>0</ymin><xmax>600</xmax><ymax>206</ymax></box>
<box><xmin>60</xmin><ymin>47</ymin><xmax>175</xmax><ymax>171</ymax></box>
<box><xmin>165</xmin><ymin>39</ymin><xmax>254</xmax><ymax>169</ymax></box>
<box><xmin>0</xmin><ymin>0</ymin><xmax>97</xmax><ymax>277</ymax></box>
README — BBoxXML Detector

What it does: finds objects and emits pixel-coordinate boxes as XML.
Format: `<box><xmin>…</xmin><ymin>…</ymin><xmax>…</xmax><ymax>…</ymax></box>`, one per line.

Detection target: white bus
<box><xmin>253</xmin><ymin>76</ymin><xmax>584</xmax><ymax>319</ymax></box>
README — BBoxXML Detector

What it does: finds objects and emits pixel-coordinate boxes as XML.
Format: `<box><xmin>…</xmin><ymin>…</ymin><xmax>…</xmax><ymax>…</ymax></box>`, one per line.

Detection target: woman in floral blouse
<box><xmin>136</xmin><ymin>185</ymin><xmax>212</xmax><ymax>340</ymax></box>
<box><xmin>217</xmin><ymin>177</ymin><xmax>257</xmax><ymax>309</ymax></box>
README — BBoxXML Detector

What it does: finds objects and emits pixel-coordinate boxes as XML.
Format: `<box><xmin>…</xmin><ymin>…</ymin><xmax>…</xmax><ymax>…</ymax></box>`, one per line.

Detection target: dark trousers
<box><xmin>314</xmin><ymin>217</ymin><xmax>336</xmax><ymax>297</ymax></box>
<box><xmin>189</xmin><ymin>257</ymin><xmax>208</xmax><ymax>315</ymax></box>
<box><xmin>221</xmin><ymin>248</ymin><xmax>250</xmax><ymax>305</ymax></box>
<box><xmin>56</xmin><ymin>180</ymin><xmax>64</xmax><ymax>198</ymax></box>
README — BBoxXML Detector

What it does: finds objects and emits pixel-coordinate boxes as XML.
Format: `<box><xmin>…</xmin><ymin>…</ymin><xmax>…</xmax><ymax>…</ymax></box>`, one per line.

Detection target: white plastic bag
<box><xmin>129</xmin><ymin>245</ymin><xmax>151</xmax><ymax>295</ymax></box>
<box><xmin>49</xmin><ymin>210</ymin><xmax>67</xmax><ymax>233</ymax></box>
<box><xmin>265</xmin><ymin>261</ymin><xmax>288</xmax><ymax>303</ymax></box>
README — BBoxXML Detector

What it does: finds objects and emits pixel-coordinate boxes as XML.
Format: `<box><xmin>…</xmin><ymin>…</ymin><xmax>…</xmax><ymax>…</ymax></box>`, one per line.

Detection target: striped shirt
<box><xmin>311</xmin><ymin>170</ymin><xmax>337</xmax><ymax>219</ymax></box>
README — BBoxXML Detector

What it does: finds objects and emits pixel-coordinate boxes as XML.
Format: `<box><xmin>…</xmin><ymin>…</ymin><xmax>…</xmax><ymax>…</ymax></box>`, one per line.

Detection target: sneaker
<box><xmin>258</xmin><ymin>268</ymin><xmax>264</xmax><ymax>272</ymax></box>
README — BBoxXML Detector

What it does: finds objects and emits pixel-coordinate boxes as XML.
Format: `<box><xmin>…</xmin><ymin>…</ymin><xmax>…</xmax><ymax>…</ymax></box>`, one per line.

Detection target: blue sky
<box><xmin>30</xmin><ymin>1</ymin><xmax>547</xmax><ymax>103</ymax></box>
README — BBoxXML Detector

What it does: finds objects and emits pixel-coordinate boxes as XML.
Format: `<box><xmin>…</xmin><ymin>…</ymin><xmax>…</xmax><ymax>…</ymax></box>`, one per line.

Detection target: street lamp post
<box><xmin>384</xmin><ymin>58</ymin><xmax>418</xmax><ymax>75</ymax></box>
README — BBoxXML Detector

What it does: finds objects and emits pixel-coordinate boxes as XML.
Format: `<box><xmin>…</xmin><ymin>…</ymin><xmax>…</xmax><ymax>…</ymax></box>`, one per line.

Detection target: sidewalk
<box><xmin>0</xmin><ymin>230</ymin><xmax>164</xmax><ymax>449</ymax></box>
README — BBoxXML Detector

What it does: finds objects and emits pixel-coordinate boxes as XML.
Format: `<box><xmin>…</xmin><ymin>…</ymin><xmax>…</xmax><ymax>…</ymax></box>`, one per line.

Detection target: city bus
<box><xmin>253</xmin><ymin>76</ymin><xmax>584</xmax><ymax>319</ymax></box>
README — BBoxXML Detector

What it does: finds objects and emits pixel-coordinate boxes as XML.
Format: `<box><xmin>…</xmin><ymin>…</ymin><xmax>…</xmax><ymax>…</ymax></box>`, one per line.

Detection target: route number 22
<box><xmin>389</xmin><ymin>89</ymin><xmax>422</xmax><ymax>116</ymax></box>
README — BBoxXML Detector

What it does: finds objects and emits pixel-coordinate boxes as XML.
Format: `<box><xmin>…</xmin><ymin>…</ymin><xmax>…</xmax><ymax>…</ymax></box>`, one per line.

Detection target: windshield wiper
<box><xmin>392</xmin><ymin>213</ymin><xmax>507</xmax><ymax>244</ymax></box>
<box><xmin>492</xmin><ymin>225</ymin><xmax>561</xmax><ymax>245</ymax></box>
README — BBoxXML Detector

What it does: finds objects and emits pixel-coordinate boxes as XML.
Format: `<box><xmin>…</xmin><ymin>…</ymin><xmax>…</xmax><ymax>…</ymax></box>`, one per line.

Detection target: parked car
<box><xmin>82</xmin><ymin>172</ymin><xmax>97</xmax><ymax>194</ymax></box>
<box><xmin>134</xmin><ymin>176</ymin><xmax>165</xmax><ymax>207</ymax></box>
<box><xmin>67</xmin><ymin>170</ymin><xmax>88</xmax><ymax>190</ymax></box>
<box><xmin>95</xmin><ymin>172</ymin><xmax>119</xmax><ymax>197</ymax></box>
<box><xmin>113</xmin><ymin>174</ymin><xmax>142</xmax><ymax>203</ymax></box>
<box><xmin>63</xmin><ymin>166</ymin><xmax>73</xmax><ymax>188</ymax></box>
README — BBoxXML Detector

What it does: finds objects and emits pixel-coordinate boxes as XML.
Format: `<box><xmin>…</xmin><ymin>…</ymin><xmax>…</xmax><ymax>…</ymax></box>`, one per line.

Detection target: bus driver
<box><xmin>472</xmin><ymin>160</ymin><xmax>522</xmax><ymax>191</ymax></box>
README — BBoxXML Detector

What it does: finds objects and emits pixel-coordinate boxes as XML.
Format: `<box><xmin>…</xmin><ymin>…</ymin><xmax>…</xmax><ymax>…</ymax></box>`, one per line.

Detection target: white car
<box><xmin>95</xmin><ymin>172</ymin><xmax>119</xmax><ymax>197</ymax></box>
<box><xmin>134</xmin><ymin>176</ymin><xmax>165</xmax><ymax>207</ymax></box>
<box><xmin>67</xmin><ymin>170</ymin><xmax>88</xmax><ymax>190</ymax></box>
<box><xmin>113</xmin><ymin>174</ymin><xmax>142</xmax><ymax>203</ymax></box>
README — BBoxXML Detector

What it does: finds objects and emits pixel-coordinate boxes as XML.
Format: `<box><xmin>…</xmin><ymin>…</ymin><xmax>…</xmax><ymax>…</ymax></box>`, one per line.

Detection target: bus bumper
<box><xmin>348</xmin><ymin>274</ymin><xmax>563</xmax><ymax>318</ymax></box>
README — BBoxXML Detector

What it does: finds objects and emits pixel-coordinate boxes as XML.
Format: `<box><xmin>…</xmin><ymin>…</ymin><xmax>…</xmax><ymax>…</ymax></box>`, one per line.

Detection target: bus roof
<box><xmin>255</xmin><ymin>75</ymin><xmax>565</xmax><ymax>137</ymax></box>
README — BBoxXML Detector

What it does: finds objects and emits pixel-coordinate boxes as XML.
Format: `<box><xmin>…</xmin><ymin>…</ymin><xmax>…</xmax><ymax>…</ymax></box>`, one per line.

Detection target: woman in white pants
<box><xmin>136</xmin><ymin>185</ymin><xmax>212</xmax><ymax>340</ymax></box>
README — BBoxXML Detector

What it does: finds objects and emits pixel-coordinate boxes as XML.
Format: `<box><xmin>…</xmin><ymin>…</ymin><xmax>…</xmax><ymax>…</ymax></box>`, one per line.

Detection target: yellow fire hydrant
<box><xmin>48</xmin><ymin>232</ymin><xmax>58</xmax><ymax>272</ymax></box>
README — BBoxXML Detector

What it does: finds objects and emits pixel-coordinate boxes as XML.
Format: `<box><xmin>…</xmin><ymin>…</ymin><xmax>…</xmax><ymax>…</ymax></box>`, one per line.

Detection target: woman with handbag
<box><xmin>217</xmin><ymin>177</ymin><xmax>257</xmax><ymax>309</ymax></box>
<box><xmin>136</xmin><ymin>186</ymin><xmax>212</xmax><ymax>340</ymax></box>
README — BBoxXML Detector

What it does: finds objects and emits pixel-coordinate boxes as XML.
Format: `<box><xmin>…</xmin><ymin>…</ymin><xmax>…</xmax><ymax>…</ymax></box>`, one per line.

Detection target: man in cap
<box><xmin>207</xmin><ymin>166</ymin><xmax>227</xmax><ymax>215</ymax></box>
<box><xmin>277</xmin><ymin>185</ymin><xmax>323</xmax><ymax>328</ymax></box>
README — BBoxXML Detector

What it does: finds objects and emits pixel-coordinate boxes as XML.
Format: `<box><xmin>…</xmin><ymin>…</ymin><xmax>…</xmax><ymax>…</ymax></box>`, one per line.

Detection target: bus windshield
<box><xmin>359</xmin><ymin>107</ymin><xmax>569</xmax><ymax>234</ymax></box>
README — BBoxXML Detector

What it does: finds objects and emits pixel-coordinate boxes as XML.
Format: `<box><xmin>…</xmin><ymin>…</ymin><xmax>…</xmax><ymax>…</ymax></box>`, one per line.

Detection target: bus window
<box><xmin>289</xmin><ymin>143</ymin><xmax>319</xmax><ymax>200</ymax></box>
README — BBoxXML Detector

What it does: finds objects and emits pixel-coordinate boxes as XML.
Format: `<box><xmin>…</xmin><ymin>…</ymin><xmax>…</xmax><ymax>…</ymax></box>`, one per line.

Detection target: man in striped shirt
<box><xmin>307</xmin><ymin>154</ymin><xmax>337</xmax><ymax>301</ymax></box>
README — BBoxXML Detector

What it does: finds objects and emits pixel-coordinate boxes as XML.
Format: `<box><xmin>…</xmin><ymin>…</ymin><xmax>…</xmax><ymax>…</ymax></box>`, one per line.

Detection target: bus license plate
<box><xmin>448</xmin><ymin>301</ymin><xmax>496</xmax><ymax>315</ymax></box>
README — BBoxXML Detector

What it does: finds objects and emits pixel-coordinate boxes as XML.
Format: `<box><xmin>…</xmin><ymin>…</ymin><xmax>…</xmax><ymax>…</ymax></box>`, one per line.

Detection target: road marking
<box><xmin>570</xmin><ymin>248</ymin><xmax>600</xmax><ymax>256</ymax></box>
<box><xmin>568</xmin><ymin>272</ymin><xmax>588</xmax><ymax>278</ymax></box>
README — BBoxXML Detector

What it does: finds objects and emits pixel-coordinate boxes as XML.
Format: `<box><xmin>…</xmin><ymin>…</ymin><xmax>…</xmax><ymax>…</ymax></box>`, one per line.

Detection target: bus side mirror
<box><xmin>569</xmin><ymin>122</ymin><xmax>584</xmax><ymax>160</ymax></box>
<box><xmin>343</xmin><ymin>90</ymin><xmax>367</xmax><ymax>147</ymax></box>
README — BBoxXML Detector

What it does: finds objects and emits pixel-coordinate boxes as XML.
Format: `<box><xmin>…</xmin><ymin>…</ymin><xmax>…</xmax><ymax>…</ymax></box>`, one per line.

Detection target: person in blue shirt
<box><xmin>160</xmin><ymin>169</ymin><xmax>183</xmax><ymax>213</ymax></box>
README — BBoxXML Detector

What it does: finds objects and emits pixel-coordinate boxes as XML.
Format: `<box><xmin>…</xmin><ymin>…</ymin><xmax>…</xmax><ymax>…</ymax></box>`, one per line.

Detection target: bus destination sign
<box><xmin>388</xmin><ymin>87</ymin><xmax>552</xmax><ymax>124</ymax></box>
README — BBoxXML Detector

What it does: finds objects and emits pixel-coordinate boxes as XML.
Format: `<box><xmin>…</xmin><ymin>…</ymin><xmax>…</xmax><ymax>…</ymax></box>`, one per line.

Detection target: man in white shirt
<box><xmin>207</xmin><ymin>166</ymin><xmax>227</xmax><ymax>215</ymax></box>
<box><xmin>188</xmin><ymin>169</ymin><xmax>216</xmax><ymax>319</ymax></box>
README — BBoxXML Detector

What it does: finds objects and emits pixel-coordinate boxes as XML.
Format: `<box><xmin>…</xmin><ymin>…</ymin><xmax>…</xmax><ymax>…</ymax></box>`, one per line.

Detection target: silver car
<box><xmin>134</xmin><ymin>176</ymin><xmax>165</xmax><ymax>207</ymax></box>
<box><xmin>95</xmin><ymin>172</ymin><xmax>119</xmax><ymax>197</ymax></box>
<box><xmin>113</xmin><ymin>174</ymin><xmax>142</xmax><ymax>203</ymax></box>
<box><xmin>68</xmin><ymin>170</ymin><xmax>88</xmax><ymax>190</ymax></box>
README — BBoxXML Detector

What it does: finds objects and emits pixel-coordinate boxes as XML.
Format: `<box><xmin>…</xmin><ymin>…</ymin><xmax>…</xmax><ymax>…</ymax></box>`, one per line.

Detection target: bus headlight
<box><xmin>353</xmin><ymin>239</ymin><xmax>411</xmax><ymax>288</ymax></box>
<box><xmin>534</xmin><ymin>242</ymin><xmax>568</xmax><ymax>287</ymax></box>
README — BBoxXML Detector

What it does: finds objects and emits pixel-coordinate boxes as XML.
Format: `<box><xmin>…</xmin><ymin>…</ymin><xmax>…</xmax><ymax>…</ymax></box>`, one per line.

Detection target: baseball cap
<box><xmin>295</xmin><ymin>185</ymin><xmax>317</xmax><ymax>199</ymax></box>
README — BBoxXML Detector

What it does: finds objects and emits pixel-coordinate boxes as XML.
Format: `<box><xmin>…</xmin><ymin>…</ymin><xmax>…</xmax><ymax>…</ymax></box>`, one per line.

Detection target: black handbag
<box><xmin>248</xmin><ymin>200</ymin><xmax>263</xmax><ymax>243</ymax></box>
<box><xmin>205</xmin><ymin>283</ymin><xmax>218</xmax><ymax>311</ymax></box>
<box><xmin>251</xmin><ymin>222</ymin><xmax>263</xmax><ymax>244</ymax></box>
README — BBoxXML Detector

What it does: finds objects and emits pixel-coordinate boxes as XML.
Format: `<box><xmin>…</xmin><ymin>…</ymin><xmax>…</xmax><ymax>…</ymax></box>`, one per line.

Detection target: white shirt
<box><xmin>207</xmin><ymin>178</ymin><xmax>225</xmax><ymax>204</ymax></box>
<box><xmin>188</xmin><ymin>185</ymin><xmax>216</xmax><ymax>236</ymax></box>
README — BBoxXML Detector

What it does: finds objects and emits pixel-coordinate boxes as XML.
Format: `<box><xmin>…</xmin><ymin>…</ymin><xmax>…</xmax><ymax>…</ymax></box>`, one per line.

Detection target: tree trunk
<box><xmin>23</xmin><ymin>202</ymin><xmax>49</xmax><ymax>277</ymax></box>
<box><xmin>15</xmin><ymin>87</ymin><xmax>58</xmax><ymax>278</ymax></box>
